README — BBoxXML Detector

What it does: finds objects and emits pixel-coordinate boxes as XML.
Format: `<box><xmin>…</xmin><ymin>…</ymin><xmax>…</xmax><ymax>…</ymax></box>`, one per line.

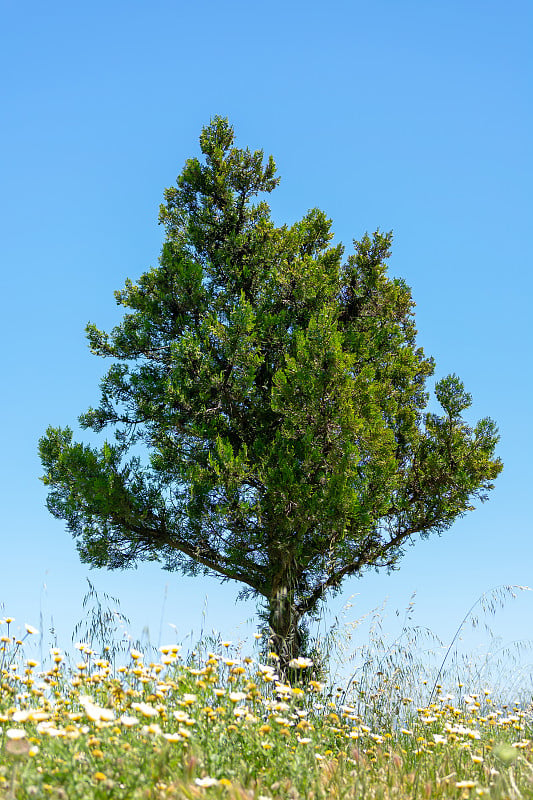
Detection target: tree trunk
<box><xmin>268</xmin><ymin>581</ymin><xmax>303</xmax><ymax>679</ymax></box>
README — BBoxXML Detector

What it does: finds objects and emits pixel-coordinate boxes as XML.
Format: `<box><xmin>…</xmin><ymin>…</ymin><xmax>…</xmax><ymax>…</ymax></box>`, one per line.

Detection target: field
<box><xmin>1</xmin><ymin>599</ymin><xmax>532</xmax><ymax>800</ymax></box>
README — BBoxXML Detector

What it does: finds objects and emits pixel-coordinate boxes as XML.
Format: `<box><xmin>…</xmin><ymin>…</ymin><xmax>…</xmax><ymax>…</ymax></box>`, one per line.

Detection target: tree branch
<box><xmin>112</xmin><ymin>512</ymin><xmax>264</xmax><ymax>593</ymax></box>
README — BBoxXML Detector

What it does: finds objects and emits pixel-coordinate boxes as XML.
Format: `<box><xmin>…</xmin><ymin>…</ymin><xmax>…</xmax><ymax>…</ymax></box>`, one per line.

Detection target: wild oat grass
<box><xmin>1</xmin><ymin>608</ymin><xmax>532</xmax><ymax>800</ymax></box>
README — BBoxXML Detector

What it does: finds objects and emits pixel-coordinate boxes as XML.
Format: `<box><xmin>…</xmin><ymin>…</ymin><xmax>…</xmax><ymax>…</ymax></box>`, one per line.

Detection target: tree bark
<box><xmin>268</xmin><ymin>580</ymin><xmax>303</xmax><ymax>679</ymax></box>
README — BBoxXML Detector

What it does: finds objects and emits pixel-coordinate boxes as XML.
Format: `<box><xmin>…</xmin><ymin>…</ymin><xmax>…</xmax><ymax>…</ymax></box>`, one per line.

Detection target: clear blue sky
<box><xmin>1</xmin><ymin>0</ymin><xmax>531</xmax><ymax>679</ymax></box>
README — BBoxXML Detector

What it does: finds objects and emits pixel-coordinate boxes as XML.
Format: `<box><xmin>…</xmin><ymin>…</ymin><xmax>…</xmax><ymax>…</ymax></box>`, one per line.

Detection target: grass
<box><xmin>0</xmin><ymin>595</ymin><xmax>532</xmax><ymax>799</ymax></box>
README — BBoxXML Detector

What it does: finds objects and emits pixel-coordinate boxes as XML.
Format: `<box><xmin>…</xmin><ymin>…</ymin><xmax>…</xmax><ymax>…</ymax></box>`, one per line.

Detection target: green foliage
<box><xmin>39</xmin><ymin>117</ymin><xmax>502</xmax><ymax>668</ymax></box>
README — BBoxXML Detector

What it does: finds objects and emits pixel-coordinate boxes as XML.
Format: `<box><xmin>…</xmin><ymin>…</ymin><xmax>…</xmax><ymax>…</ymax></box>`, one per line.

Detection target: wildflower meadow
<box><xmin>1</xmin><ymin>588</ymin><xmax>532</xmax><ymax>799</ymax></box>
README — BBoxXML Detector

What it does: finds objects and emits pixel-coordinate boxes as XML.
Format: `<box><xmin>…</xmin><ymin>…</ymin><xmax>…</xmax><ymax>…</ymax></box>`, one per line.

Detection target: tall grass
<box><xmin>0</xmin><ymin>587</ymin><xmax>532</xmax><ymax>799</ymax></box>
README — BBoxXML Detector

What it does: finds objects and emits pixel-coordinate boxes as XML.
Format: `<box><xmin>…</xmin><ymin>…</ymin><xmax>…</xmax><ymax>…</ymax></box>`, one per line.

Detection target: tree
<box><xmin>39</xmin><ymin>117</ymin><xmax>502</xmax><ymax>674</ymax></box>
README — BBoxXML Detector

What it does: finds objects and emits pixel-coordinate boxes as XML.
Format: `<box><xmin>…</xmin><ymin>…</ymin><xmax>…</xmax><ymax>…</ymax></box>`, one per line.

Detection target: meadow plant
<box><xmin>0</xmin><ymin>589</ymin><xmax>532</xmax><ymax>798</ymax></box>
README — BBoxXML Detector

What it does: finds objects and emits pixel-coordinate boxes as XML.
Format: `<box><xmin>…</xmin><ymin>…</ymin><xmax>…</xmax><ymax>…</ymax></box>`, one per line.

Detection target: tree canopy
<box><xmin>39</xmin><ymin>117</ymin><xmax>502</xmax><ymax>671</ymax></box>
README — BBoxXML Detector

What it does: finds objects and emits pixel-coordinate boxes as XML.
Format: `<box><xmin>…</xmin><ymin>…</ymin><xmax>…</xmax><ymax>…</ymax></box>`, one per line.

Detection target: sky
<box><xmin>1</xmin><ymin>0</ymin><xmax>532</xmax><ymax>685</ymax></box>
